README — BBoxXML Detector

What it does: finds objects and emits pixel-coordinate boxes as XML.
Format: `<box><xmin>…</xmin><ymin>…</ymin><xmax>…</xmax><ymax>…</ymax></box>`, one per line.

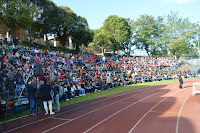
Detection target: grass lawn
<box><xmin>0</xmin><ymin>77</ymin><xmax>198</xmax><ymax>122</ymax></box>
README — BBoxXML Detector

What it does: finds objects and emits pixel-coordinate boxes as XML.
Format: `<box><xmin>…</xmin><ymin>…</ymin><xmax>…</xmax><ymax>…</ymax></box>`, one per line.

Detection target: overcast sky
<box><xmin>52</xmin><ymin>0</ymin><xmax>200</xmax><ymax>29</ymax></box>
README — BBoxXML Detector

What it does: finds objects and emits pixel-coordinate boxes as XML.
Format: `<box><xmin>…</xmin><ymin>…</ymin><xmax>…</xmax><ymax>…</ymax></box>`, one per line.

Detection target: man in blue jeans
<box><xmin>27</xmin><ymin>77</ymin><xmax>37</xmax><ymax>115</ymax></box>
<box><xmin>14</xmin><ymin>69</ymin><xmax>24</xmax><ymax>98</ymax></box>
<box><xmin>53</xmin><ymin>79</ymin><xmax>60</xmax><ymax>112</ymax></box>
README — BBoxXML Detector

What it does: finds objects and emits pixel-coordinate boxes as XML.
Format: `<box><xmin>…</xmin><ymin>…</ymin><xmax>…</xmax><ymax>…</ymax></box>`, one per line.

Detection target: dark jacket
<box><xmin>27</xmin><ymin>84</ymin><xmax>37</xmax><ymax>98</ymax></box>
<box><xmin>53</xmin><ymin>84</ymin><xmax>59</xmax><ymax>95</ymax></box>
<box><xmin>39</xmin><ymin>84</ymin><xmax>52</xmax><ymax>101</ymax></box>
<box><xmin>14</xmin><ymin>72</ymin><xmax>24</xmax><ymax>84</ymax></box>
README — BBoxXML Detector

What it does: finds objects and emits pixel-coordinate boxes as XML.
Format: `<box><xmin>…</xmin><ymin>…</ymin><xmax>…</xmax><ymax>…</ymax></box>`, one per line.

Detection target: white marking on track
<box><xmin>176</xmin><ymin>93</ymin><xmax>191</xmax><ymax>133</ymax></box>
<box><xmin>128</xmin><ymin>88</ymin><xmax>188</xmax><ymax>133</ymax></box>
<box><xmin>6</xmin><ymin>85</ymin><xmax>166</xmax><ymax>133</ymax></box>
<box><xmin>52</xmin><ymin>117</ymin><xmax>73</xmax><ymax>121</ymax></box>
<box><xmin>42</xmin><ymin>89</ymin><xmax>168</xmax><ymax>133</ymax></box>
<box><xmin>83</xmin><ymin>89</ymin><xmax>169</xmax><ymax>133</ymax></box>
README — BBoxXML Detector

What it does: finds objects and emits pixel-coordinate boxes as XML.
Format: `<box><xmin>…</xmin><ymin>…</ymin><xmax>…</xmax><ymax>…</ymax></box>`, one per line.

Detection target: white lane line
<box><xmin>42</xmin><ymin>89</ymin><xmax>168</xmax><ymax>133</ymax></box>
<box><xmin>82</xmin><ymin>89</ymin><xmax>170</xmax><ymax>133</ymax></box>
<box><xmin>128</xmin><ymin>88</ymin><xmax>187</xmax><ymax>133</ymax></box>
<box><xmin>176</xmin><ymin>93</ymin><xmax>191</xmax><ymax>133</ymax></box>
<box><xmin>1</xmin><ymin>83</ymin><xmax>171</xmax><ymax>125</ymax></box>
<box><xmin>6</xmin><ymin>85</ymin><xmax>165</xmax><ymax>132</ymax></box>
<box><xmin>0</xmin><ymin>81</ymin><xmax>182</xmax><ymax>126</ymax></box>
<box><xmin>52</xmin><ymin>118</ymin><xmax>73</xmax><ymax>121</ymax></box>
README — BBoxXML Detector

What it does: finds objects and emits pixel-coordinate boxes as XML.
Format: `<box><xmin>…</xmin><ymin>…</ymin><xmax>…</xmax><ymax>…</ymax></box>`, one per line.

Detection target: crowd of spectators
<box><xmin>0</xmin><ymin>37</ymin><xmax>197</xmax><ymax>115</ymax></box>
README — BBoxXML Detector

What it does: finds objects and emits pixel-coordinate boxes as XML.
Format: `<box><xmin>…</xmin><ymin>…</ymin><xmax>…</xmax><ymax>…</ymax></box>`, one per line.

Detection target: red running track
<box><xmin>1</xmin><ymin>80</ymin><xmax>200</xmax><ymax>133</ymax></box>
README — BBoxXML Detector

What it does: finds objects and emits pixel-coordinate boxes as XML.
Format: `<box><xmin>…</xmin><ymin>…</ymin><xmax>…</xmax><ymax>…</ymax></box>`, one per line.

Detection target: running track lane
<box><xmin>178</xmin><ymin>91</ymin><xmax>200</xmax><ymax>133</ymax></box>
<box><xmin>127</xmin><ymin>85</ymin><xmax>192</xmax><ymax>133</ymax></box>
<box><xmin>8</xmin><ymin>84</ymin><xmax>171</xmax><ymax>133</ymax></box>
<box><xmin>1</xmin><ymin>84</ymin><xmax>166</xmax><ymax>132</ymax></box>
<box><xmin>1</xmin><ymin>82</ymin><xmax>177</xmax><ymax>133</ymax></box>
<box><xmin>2</xmin><ymin>84</ymin><xmax>172</xmax><ymax>133</ymax></box>
<box><xmin>82</xmin><ymin>83</ymin><xmax>192</xmax><ymax>133</ymax></box>
<box><xmin>41</xmin><ymin>82</ymin><xmax>193</xmax><ymax>133</ymax></box>
<box><xmin>2</xmin><ymin>80</ymin><xmax>197</xmax><ymax>133</ymax></box>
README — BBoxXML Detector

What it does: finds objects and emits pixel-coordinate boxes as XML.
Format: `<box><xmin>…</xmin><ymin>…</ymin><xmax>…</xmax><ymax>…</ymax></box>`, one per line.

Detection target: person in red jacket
<box><xmin>2</xmin><ymin>56</ymin><xmax>8</xmax><ymax>63</ymax></box>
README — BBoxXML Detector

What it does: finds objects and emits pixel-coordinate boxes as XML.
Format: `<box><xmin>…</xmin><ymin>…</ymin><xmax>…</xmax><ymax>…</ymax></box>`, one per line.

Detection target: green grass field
<box><xmin>0</xmin><ymin>77</ymin><xmax>198</xmax><ymax>122</ymax></box>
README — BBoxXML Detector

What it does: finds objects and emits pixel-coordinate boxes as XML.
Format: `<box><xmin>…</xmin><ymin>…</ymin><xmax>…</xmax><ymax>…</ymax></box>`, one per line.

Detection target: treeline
<box><xmin>90</xmin><ymin>12</ymin><xmax>198</xmax><ymax>57</ymax></box>
<box><xmin>0</xmin><ymin>0</ymin><xmax>198</xmax><ymax>57</ymax></box>
<box><xmin>0</xmin><ymin>0</ymin><xmax>93</xmax><ymax>51</ymax></box>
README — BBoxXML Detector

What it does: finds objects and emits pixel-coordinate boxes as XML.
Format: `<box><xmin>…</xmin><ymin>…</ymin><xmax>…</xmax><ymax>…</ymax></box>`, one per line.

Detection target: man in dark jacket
<box><xmin>39</xmin><ymin>78</ymin><xmax>55</xmax><ymax>115</ymax></box>
<box><xmin>27</xmin><ymin>77</ymin><xmax>36</xmax><ymax>115</ymax></box>
<box><xmin>178</xmin><ymin>72</ymin><xmax>183</xmax><ymax>89</ymax></box>
<box><xmin>53</xmin><ymin>79</ymin><xmax>60</xmax><ymax>112</ymax></box>
<box><xmin>14</xmin><ymin>69</ymin><xmax>24</xmax><ymax>98</ymax></box>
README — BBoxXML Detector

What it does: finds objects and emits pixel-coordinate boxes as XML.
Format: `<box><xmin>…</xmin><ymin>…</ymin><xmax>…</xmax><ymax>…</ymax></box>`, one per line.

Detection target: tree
<box><xmin>103</xmin><ymin>15</ymin><xmax>132</xmax><ymax>53</ymax></box>
<box><xmin>55</xmin><ymin>6</ymin><xmax>77</xmax><ymax>47</ymax></box>
<box><xmin>37</xmin><ymin>0</ymin><xmax>58</xmax><ymax>48</ymax></box>
<box><xmin>92</xmin><ymin>29</ymin><xmax>110</xmax><ymax>55</ymax></box>
<box><xmin>0</xmin><ymin>0</ymin><xmax>26</xmax><ymax>37</ymax></box>
<box><xmin>164</xmin><ymin>11</ymin><xmax>195</xmax><ymax>57</ymax></box>
<box><xmin>132</xmin><ymin>15</ymin><xmax>165</xmax><ymax>56</ymax></box>
<box><xmin>70</xmin><ymin>16</ymin><xmax>93</xmax><ymax>51</ymax></box>
<box><xmin>0</xmin><ymin>0</ymin><xmax>42</xmax><ymax>42</ymax></box>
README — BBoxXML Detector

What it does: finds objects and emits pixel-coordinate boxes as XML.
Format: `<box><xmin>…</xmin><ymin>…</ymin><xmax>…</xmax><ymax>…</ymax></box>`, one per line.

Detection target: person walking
<box><xmin>178</xmin><ymin>72</ymin><xmax>183</xmax><ymax>89</ymax></box>
<box><xmin>39</xmin><ymin>78</ymin><xmax>55</xmax><ymax>115</ymax></box>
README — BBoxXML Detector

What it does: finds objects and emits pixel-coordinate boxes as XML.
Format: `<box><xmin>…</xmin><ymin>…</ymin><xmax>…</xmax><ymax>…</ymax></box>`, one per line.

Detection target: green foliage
<box><xmin>164</xmin><ymin>11</ymin><xmax>195</xmax><ymax>57</ymax></box>
<box><xmin>103</xmin><ymin>15</ymin><xmax>132</xmax><ymax>53</ymax></box>
<box><xmin>70</xmin><ymin>16</ymin><xmax>93</xmax><ymax>51</ymax></box>
<box><xmin>0</xmin><ymin>1</ymin><xmax>198</xmax><ymax>55</ymax></box>
<box><xmin>132</xmin><ymin>15</ymin><xmax>165</xmax><ymax>56</ymax></box>
<box><xmin>55</xmin><ymin>6</ymin><xmax>77</xmax><ymax>47</ymax></box>
<box><xmin>88</xmin><ymin>42</ymin><xmax>95</xmax><ymax>51</ymax></box>
<box><xmin>93</xmin><ymin>28</ymin><xmax>110</xmax><ymax>54</ymax></box>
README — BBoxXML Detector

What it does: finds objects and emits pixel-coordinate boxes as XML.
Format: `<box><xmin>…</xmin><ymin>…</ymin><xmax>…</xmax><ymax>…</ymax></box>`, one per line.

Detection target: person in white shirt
<box><xmin>15</xmin><ymin>51</ymin><xmax>20</xmax><ymax>58</ymax></box>
<box><xmin>77</xmin><ymin>83</ymin><xmax>85</xmax><ymax>96</ymax></box>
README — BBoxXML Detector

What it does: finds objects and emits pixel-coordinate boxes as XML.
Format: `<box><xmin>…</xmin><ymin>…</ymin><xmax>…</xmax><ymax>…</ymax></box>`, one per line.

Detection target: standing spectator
<box><xmin>197</xmin><ymin>68</ymin><xmax>200</xmax><ymax>79</ymax></box>
<box><xmin>53</xmin><ymin>79</ymin><xmax>60</xmax><ymax>112</ymax></box>
<box><xmin>13</xmin><ymin>37</ymin><xmax>19</xmax><ymax>45</ymax></box>
<box><xmin>7</xmin><ymin>35</ymin><xmax>13</xmax><ymax>45</ymax></box>
<box><xmin>14</xmin><ymin>69</ymin><xmax>24</xmax><ymax>98</ymax></box>
<box><xmin>39</xmin><ymin>78</ymin><xmax>55</xmax><ymax>115</ymax></box>
<box><xmin>178</xmin><ymin>72</ymin><xmax>183</xmax><ymax>89</ymax></box>
<box><xmin>0</xmin><ymin>34</ymin><xmax>4</xmax><ymax>45</ymax></box>
<box><xmin>106</xmin><ymin>72</ymin><xmax>112</xmax><ymax>90</ymax></box>
<box><xmin>27</xmin><ymin>77</ymin><xmax>36</xmax><ymax>115</ymax></box>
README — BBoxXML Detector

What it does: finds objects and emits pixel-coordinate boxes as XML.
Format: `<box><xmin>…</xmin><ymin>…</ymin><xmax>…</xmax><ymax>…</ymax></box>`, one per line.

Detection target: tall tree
<box><xmin>37</xmin><ymin>0</ymin><xmax>58</xmax><ymax>48</ymax></box>
<box><xmin>70</xmin><ymin>16</ymin><xmax>93</xmax><ymax>51</ymax></box>
<box><xmin>0</xmin><ymin>0</ymin><xmax>26</xmax><ymax>36</ymax></box>
<box><xmin>132</xmin><ymin>15</ymin><xmax>165</xmax><ymax>56</ymax></box>
<box><xmin>164</xmin><ymin>11</ymin><xmax>195</xmax><ymax>57</ymax></box>
<box><xmin>55</xmin><ymin>6</ymin><xmax>77</xmax><ymax>47</ymax></box>
<box><xmin>103</xmin><ymin>15</ymin><xmax>132</xmax><ymax>53</ymax></box>
<box><xmin>0</xmin><ymin>0</ymin><xmax>41</xmax><ymax>42</ymax></box>
<box><xmin>92</xmin><ymin>28</ymin><xmax>110</xmax><ymax>55</ymax></box>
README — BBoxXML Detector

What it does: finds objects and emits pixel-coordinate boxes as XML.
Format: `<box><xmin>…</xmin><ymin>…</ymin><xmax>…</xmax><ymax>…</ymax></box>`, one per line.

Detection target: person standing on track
<box><xmin>53</xmin><ymin>79</ymin><xmax>60</xmax><ymax>112</ymax></box>
<box><xmin>178</xmin><ymin>71</ymin><xmax>183</xmax><ymax>89</ymax></box>
<box><xmin>27</xmin><ymin>77</ymin><xmax>37</xmax><ymax>115</ymax></box>
<box><xmin>39</xmin><ymin>78</ymin><xmax>55</xmax><ymax>115</ymax></box>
